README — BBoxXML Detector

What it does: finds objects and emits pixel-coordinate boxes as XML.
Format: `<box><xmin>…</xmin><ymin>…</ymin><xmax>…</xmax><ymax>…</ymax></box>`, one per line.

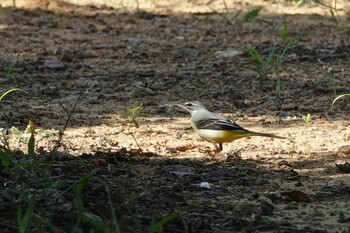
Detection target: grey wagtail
<box><xmin>176</xmin><ymin>101</ymin><xmax>285</xmax><ymax>152</ymax></box>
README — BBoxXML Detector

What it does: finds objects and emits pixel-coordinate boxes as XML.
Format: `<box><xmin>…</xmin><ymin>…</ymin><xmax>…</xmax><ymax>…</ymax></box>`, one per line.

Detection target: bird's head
<box><xmin>175</xmin><ymin>101</ymin><xmax>206</xmax><ymax>114</ymax></box>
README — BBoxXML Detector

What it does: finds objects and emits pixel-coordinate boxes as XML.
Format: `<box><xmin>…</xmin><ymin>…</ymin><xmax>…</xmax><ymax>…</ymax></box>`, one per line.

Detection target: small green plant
<box><xmin>1</xmin><ymin>122</ymin><xmax>54</xmax><ymax>155</ymax></box>
<box><xmin>72</xmin><ymin>174</ymin><xmax>121</xmax><ymax>233</ymax></box>
<box><xmin>55</xmin><ymin>91</ymin><xmax>84</xmax><ymax>150</ymax></box>
<box><xmin>303</xmin><ymin>113</ymin><xmax>311</xmax><ymax>124</ymax></box>
<box><xmin>0</xmin><ymin>89</ymin><xmax>88</xmax><ymax>232</ymax></box>
<box><xmin>290</xmin><ymin>0</ymin><xmax>304</xmax><ymax>6</ymax></box>
<box><xmin>0</xmin><ymin>120</ymin><xmax>46</xmax><ymax>174</ymax></box>
<box><xmin>126</xmin><ymin>103</ymin><xmax>144</xmax><ymax>152</ymax></box>
<box><xmin>330</xmin><ymin>210</ymin><xmax>348</xmax><ymax>221</ymax></box>
<box><xmin>246</xmin><ymin>12</ymin><xmax>301</xmax><ymax>97</ymax></box>
<box><xmin>0</xmin><ymin>88</ymin><xmax>120</xmax><ymax>232</ymax></box>
<box><xmin>273</xmin><ymin>34</ymin><xmax>301</xmax><ymax>97</ymax></box>
<box><xmin>313</xmin><ymin>0</ymin><xmax>349</xmax><ymax>44</ymax></box>
<box><xmin>208</xmin><ymin>1</ymin><xmax>263</xmax><ymax>26</ymax></box>
<box><xmin>246</xmin><ymin>47</ymin><xmax>274</xmax><ymax>79</ymax></box>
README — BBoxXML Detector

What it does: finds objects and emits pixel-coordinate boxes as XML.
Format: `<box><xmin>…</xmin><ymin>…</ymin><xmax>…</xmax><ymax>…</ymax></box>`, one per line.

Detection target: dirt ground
<box><xmin>0</xmin><ymin>0</ymin><xmax>350</xmax><ymax>232</ymax></box>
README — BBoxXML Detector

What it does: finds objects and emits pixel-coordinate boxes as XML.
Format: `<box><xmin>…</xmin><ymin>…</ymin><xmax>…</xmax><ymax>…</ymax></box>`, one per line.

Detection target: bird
<box><xmin>175</xmin><ymin>101</ymin><xmax>285</xmax><ymax>152</ymax></box>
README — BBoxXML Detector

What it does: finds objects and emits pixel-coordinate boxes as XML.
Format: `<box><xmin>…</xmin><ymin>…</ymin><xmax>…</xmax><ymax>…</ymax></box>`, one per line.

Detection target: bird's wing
<box><xmin>194</xmin><ymin>118</ymin><xmax>248</xmax><ymax>132</ymax></box>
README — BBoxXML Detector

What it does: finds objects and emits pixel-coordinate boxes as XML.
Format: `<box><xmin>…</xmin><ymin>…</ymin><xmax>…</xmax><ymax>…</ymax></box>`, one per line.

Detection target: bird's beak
<box><xmin>174</xmin><ymin>103</ymin><xmax>184</xmax><ymax>108</ymax></box>
<box><xmin>174</xmin><ymin>103</ymin><xmax>191</xmax><ymax>113</ymax></box>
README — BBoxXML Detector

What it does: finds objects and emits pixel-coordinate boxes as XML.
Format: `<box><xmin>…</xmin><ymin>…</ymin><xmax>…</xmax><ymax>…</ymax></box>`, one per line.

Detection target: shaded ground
<box><xmin>0</xmin><ymin>0</ymin><xmax>350</xmax><ymax>232</ymax></box>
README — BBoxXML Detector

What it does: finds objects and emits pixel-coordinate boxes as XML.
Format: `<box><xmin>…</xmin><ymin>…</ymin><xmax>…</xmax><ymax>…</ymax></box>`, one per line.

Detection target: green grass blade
<box><xmin>59</xmin><ymin>102</ymin><xmax>71</xmax><ymax>117</ymax></box>
<box><xmin>131</xmin><ymin>118</ymin><xmax>139</xmax><ymax>128</ymax></box>
<box><xmin>0</xmin><ymin>88</ymin><xmax>27</xmax><ymax>101</ymax></box>
<box><xmin>246</xmin><ymin>47</ymin><xmax>261</xmax><ymax>64</ymax></box>
<box><xmin>256</xmin><ymin>17</ymin><xmax>273</xmax><ymax>26</ymax></box>
<box><xmin>81</xmin><ymin>212</ymin><xmax>108</xmax><ymax>232</ymax></box>
<box><xmin>280</xmin><ymin>34</ymin><xmax>302</xmax><ymax>60</ymax></box>
<box><xmin>18</xmin><ymin>197</ymin><xmax>35</xmax><ymax>233</ymax></box>
<box><xmin>0</xmin><ymin>146</ymin><xmax>28</xmax><ymax>172</ymax></box>
<box><xmin>329</xmin><ymin>9</ymin><xmax>338</xmax><ymax>27</ymax></box>
<box><xmin>266</xmin><ymin>47</ymin><xmax>275</xmax><ymax>65</ymax></box>
<box><xmin>74</xmin><ymin>174</ymin><xmax>93</xmax><ymax>210</ymax></box>
<box><xmin>70</xmin><ymin>226</ymin><xmax>84</xmax><ymax>233</ymax></box>
<box><xmin>93</xmin><ymin>176</ymin><xmax>121</xmax><ymax>233</ymax></box>
<box><xmin>127</xmin><ymin>103</ymin><xmax>144</xmax><ymax>116</ymax></box>
<box><xmin>28</xmin><ymin>133</ymin><xmax>35</xmax><ymax>158</ymax></box>
<box><xmin>33</xmin><ymin>214</ymin><xmax>59</xmax><ymax>233</ymax></box>
<box><xmin>0</xmin><ymin>149</ymin><xmax>11</xmax><ymax>169</ymax></box>
<box><xmin>148</xmin><ymin>214</ymin><xmax>179</xmax><ymax>233</ymax></box>
<box><xmin>6</xmin><ymin>60</ymin><xmax>17</xmax><ymax>74</ymax></box>
<box><xmin>331</xmin><ymin>93</ymin><xmax>350</xmax><ymax>109</ymax></box>
<box><xmin>243</xmin><ymin>8</ymin><xmax>261</xmax><ymax>22</ymax></box>
<box><xmin>281</xmin><ymin>15</ymin><xmax>289</xmax><ymax>42</ymax></box>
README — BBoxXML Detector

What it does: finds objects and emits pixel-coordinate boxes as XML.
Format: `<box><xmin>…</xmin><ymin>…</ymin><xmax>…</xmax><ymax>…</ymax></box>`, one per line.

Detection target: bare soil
<box><xmin>0</xmin><ymin>0</ymin><xmax>350</xmax><ymax>232</ymax></box>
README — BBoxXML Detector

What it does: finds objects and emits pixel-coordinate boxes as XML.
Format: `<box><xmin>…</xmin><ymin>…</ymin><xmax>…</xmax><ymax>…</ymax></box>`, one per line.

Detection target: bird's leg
<box><xmin>213</xmin><ymin>143</ymin><xmax>219</xmax><ymax>152</ymax></box>
<box><xmin>212</xmin><ymin>143</ymin><xmax>223</xmax><ymax>153</ymax></box>
<box><xmin>209</xmin><ymin>143</ymin><xmax>224</xmax><ymax>160</ymax></box>
<box><xmin>213</xmin><ymin>143</ymin><xmax>223</xmax><ymax>152</ymax></box>
<box><xmin>218</xmin><ymin>143</ymin><xmax>223</xmax><ymax>152</ymax></box>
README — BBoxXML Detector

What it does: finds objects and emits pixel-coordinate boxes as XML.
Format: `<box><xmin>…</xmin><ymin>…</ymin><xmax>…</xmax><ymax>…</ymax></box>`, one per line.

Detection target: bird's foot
<box><xmin>213</xmin><ymin>143</ymin><xmax>223</xmax><ymax>152</ymax></box>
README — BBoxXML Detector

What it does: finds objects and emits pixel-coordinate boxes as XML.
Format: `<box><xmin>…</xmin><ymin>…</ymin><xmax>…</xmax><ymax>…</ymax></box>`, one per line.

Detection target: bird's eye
<box><xmin>185</xmin><ymin>103</ymin><xmax>192</xmax><ymax>107</ymax></box>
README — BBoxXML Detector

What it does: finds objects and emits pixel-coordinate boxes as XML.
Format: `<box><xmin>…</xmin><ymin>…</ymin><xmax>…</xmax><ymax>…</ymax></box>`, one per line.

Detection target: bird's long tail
<box><xmin>250</xmin><ymin>131</ymin><xmax>286</xmax><ymax>139</ymax></box>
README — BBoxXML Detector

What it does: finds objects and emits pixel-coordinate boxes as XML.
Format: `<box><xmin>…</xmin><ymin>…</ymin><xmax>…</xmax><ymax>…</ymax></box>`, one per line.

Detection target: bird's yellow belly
<box><xmin>195</xmin><ymin>129</ymin><xmax>250</xmax><ymax>143</ymax></box>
